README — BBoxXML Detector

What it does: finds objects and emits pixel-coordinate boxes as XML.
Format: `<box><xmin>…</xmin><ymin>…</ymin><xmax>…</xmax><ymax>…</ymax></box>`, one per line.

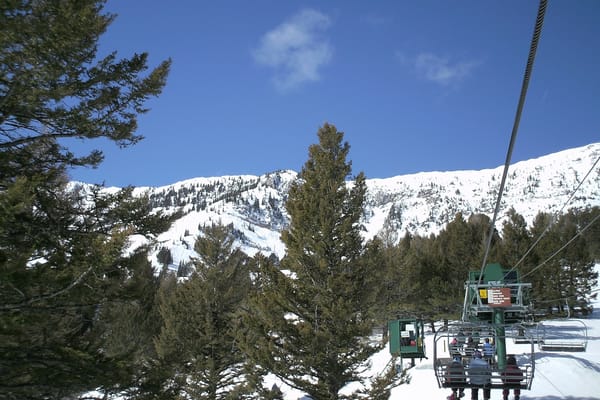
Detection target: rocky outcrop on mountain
<box><xmin>130</xmin><ymin>143</ymin><xmax>599</xmax><ymax>267</ymax></box>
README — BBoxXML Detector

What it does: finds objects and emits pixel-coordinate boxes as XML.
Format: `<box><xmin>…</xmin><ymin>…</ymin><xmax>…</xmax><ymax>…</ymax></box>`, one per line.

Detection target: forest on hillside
<box><xmin>1</xmin><ymin>1</ymin><xmax>598</xmax><ymax>399</ymax></box>
<box><xmin>148</xmin><ymin>201</ymin><xmax>599</xmax><ymax>400</ymax></box>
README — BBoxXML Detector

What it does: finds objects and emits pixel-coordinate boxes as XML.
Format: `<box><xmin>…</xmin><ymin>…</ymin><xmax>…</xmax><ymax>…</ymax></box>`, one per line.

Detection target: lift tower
<box><xmin>462</xmin><ymin>263</ymin><xmax>532</xmax><ymax>369</ymax></box>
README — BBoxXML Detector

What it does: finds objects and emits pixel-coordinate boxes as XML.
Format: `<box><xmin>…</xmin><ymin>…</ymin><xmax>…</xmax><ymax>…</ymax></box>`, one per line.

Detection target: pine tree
<box><xmin>154</xmin><ymin>224</ymin><xmax>252</xmax><ymax>400</ymax></box>
<box><xmin>426</xmin><ymin>213</ymin><xmax>483</xmax><ymax>321</ymax></box>
<box><xmin>95</xmin><ymin>249</ymin><xmax>165</xmax><ymax>398</ymax></box>
<box><xmin>389</xmin><ymin>232</ymin><xmax>422</xmax><ymax>318</ymax></box>
<box><xmin>363</xmin><ymin>237</ymin><xmax>395</xmax><ymax>329</ymax></box>
<box><xmin>497</xmin><ymin>208</ymin><xmax>532</xmax><ymax>269</ymax></box>
<box><xmin>0</xmin><ymin>179</ymin><xmax>176</xmax><ymax>399</ymax></box>
<box><xmin>129</xmin><ymin>272</ymin><xmax>179</xmax><ymax>400</ymax></box>
<box><xmin>0</xmin><ymin>0</ymin><xmax>170</xmax><ymax>172</ymax></box>
<box><xmin>240</xmin><ymin>123</ymin><xmax>396</xmax><ymax>400</ymax></box>
<box><xmin>403</xmin><ymin>234</ymin><xmax>447</xmax><ymax>321</ymax></box>
<box><xmin>576</xmin><ymin>206</ymin><xmax>600</xmax><ymax>313</ymax></box>
<box><xmin>528</xmin><ymin>211</ymin><xmax>564</xmax><ymax>312</ymax></box>
<box><xmin>525</xmin><ymin>209</ymin><xmax>599</xmax><ymax>315</ymax></box>
<box><xmin>0</xmin><ymin>1</ymin><xmax>172</xmax><ymax>397</ymax></box>
<box><xmin>157</xmin><ymin>247</ymin><xmax>173</xmax><ymax>269</ymax></box>
<box><xmin>579</xmin><ymin>206</ymin><xmax>600</xmax><ymax>260</ymax></box>
<box><xmin>552</xmin><ymin>210</ymin><xmax>598</xmax><ymax>313</ymax></box>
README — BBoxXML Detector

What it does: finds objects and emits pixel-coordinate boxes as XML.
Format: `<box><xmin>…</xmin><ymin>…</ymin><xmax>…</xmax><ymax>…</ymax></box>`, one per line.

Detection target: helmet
<box><xmin>473</xmin><ymin>350</ymin><xmax>482</xmax><ymax>358</ymax></box>
<box><xmin>453</xmin><ymin>356</ymin><xmax>461</xmax><ymax>363</ymax></box>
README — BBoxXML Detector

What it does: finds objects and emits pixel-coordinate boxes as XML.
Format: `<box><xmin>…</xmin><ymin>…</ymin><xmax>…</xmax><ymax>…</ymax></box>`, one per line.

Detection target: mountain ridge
<box><xmin>113</xmin><ymin>143</ymin><xmax>600</xmax><ymax>269</ymax></box>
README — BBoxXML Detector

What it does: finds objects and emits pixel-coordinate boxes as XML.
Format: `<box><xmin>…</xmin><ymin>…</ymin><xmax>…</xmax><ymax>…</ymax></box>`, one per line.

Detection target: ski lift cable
<box><xmin>478</xmin><ymin>0</ymin><xmax>548</xmax><ymax>282</ymax></box>
<box><xmin>533</xmin><ymin>287</ymin><xmax>600</xmax><ymax>306</ymax></box>
<box><xmin>520</xmin><ymin>211</ymin><xmax>600</xmax><ymax>281</ymax></box>
<box><xmin>503</xmin><ymin>153</ymin><xmax>600</xmax><ymax>279</ymax></box>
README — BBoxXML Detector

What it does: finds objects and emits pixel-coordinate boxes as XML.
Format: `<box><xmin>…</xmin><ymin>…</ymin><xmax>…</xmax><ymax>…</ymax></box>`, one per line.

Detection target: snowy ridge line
<box><xmin>73</xmin><ymin>143</ymin><xmax>600</xmax><ymax>266</ymax></box>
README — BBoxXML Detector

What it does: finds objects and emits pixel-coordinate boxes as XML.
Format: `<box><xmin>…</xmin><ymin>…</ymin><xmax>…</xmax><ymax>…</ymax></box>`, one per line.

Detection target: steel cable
<box><xmin>503</xmin><ymin>153</ymin><xmax>600</xmax><ymax>280</ymax></box>
<box><xmin>478</xmin><ymin>0</ymin><xmax>548</xmax><ymax>282</ymax></box>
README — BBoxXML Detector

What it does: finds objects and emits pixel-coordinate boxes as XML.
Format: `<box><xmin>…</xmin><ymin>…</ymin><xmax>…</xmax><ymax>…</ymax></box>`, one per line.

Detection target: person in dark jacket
<box><xmin>501</xmin><ymin>355</ymin><xmax>524</xmax><ymax>400</ymax></box>
<box><xmin>445</xmin><ymin>356</ymin><xmax>466</xmax><ymax>400</ymax></box>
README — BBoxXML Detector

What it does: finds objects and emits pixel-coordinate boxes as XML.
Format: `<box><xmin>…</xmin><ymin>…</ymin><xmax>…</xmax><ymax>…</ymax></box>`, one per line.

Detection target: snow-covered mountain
<box><xmin>128</xmin><ymin>143</ymin><xmax>599</xmax><ymax>269</ymax></box>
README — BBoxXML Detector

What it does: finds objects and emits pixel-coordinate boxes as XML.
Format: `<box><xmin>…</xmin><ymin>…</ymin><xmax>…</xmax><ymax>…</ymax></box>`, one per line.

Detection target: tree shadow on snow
<box><xmin>534</xmin><ymin>352</ymin><xmax>600</xmax><ymax>373</ymax></box>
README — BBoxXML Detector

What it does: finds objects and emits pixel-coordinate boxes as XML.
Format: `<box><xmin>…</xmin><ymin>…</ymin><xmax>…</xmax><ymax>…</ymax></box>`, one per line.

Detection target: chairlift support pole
<box><xmin>494</xmin><ymin>308</ymin><xmax>507</xmax><ymax>370</ymax></box>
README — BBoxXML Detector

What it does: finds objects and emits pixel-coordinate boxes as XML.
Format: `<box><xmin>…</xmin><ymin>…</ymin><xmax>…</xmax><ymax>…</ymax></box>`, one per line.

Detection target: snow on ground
<box><xmin>384</xmin><ymin>313</ymin><xmax>600</xmax><ymax>400</ymax></box>
<box><xmin>275</xmin><ymin>265</ymin><xmax>600</xmax><ymax>400</ymax></box>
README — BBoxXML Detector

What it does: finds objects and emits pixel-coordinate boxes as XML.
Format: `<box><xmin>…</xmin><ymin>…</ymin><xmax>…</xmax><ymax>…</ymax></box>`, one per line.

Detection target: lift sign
<box><xmin>487</xmin><ymin>287</ymin><xmax>511</xmax><ymax>307</ymax></box>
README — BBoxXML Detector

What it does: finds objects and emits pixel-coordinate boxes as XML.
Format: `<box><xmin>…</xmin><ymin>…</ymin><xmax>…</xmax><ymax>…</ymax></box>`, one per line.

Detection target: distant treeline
<box><xmin>374</xmin><ymin>207</ymin><xmax>599</xmax><ymax>326</ymax></box>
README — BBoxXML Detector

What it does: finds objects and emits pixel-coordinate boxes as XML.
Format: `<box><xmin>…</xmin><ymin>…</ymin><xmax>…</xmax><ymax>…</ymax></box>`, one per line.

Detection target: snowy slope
<box><xmin>122</xmin><ymin>142</ymin><xmax>600</xmax><ymax>269</ymax></box>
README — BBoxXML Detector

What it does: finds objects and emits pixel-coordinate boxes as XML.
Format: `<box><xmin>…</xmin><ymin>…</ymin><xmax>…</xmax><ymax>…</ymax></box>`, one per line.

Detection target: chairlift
<box><xmin>434</xmin><ymin>264</ymin><xmax>537</xmax><ymax>395</ymax></box>
<box><xmin>536</xmin><ymin>319</ymin><xmax>588</xmax><ymax>352</ymax></box>
<box><xmin>433</xmin><ymin>322</ymin><xmax>535</xmax><ymax>391</ymax></box>
<box><xmin>511</xmin><ymin>323</ymin><xmax>539</xmax><ymax>344</ymax></box>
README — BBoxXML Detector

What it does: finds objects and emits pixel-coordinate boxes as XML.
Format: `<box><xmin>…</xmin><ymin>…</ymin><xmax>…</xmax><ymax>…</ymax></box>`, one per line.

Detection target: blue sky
<box><xmin>67</xmin><ymin>1</ymin><xmax>600</xmax><ymax>187</ymax></box>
